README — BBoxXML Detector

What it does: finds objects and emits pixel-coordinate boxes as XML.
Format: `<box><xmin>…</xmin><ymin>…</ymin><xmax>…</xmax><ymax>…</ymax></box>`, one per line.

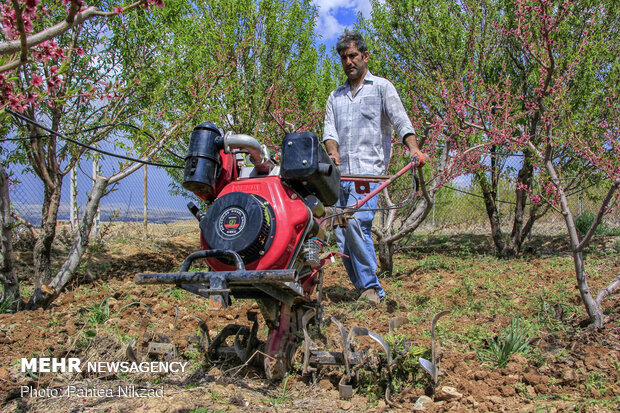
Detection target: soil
<box><xmin>1</xmin><ymin>225</ymin><xmax>618</xmax><ymax>412</ymax></box>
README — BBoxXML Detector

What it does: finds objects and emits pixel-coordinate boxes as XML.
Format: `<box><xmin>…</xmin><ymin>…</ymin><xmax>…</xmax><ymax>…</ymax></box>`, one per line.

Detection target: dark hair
<box><xmin>336</xmin><ymin>29</ymin><xmax>367</xmax><ymax>55</ymax></box>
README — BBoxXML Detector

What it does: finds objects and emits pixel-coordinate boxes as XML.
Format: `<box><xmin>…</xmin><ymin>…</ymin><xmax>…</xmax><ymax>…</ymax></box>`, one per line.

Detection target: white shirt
<box><xmin>323</xmin><ymin>72</ymin><xmax>415</xmax><ymax>175</ymax></box>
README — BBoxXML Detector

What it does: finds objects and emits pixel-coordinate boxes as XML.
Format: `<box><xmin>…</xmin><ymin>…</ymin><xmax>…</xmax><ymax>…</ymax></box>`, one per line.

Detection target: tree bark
<box><xmin>572</xmin><ymin>250</ymin><xmax>604</xmax><ymax>329</ymax></box>
<box><xmin>507</xmin><ymin>151</ymin><xmax>534</xmax><ymax>254</ymax></box>
<box><xmin>29</xmin><ymin>173</ymin><xmax>63</xmax><ymax>308</ymax></box>
<box><xmin>475</xmin><ymin>171</ymin><xmax>509</xmax><ymax>256</ymax></box>
<box><xmin>374</xmin><ymin>144</ymin><xmax>449</xmax><ymax>275</ymax></box>
<box><xmin>28</xmin><ymin>176</ymin><xmax>109</xmax><ymax>309</ymax></box>
<box><xmin>531</xmin><ymin>142</ymin><xmax>618</xmax><ymax>329</ymax></box>
<box><xmin>376</xmin><ymin>239</ymin><xmax>394</xmax><ymax>276</ymax></box>
<box><xmin>0</xmin><ymin>167</ymin><xmax>21</xmax><ymax>311</ymax></box>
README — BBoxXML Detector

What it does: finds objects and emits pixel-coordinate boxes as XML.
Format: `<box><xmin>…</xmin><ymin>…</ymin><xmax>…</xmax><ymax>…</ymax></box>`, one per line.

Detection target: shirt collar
<box><xmin>339</xmin><ymin>71</ymin><xmax>375</xmax><ymax>97</ymax></box>
<box><xmin>339</xmin><ymin>71</ymin><xmax>375</xmax><ymax>90</ymax></box>
<box><xmin>363</xmin><ymin>71</ymin><xmax>376</xmax><ymax>83</ymax></box>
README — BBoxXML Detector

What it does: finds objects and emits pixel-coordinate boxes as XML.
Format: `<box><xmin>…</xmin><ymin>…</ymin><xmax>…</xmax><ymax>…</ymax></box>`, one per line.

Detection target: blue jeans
<box><xmin>334</xmin><ymin>181</ymin><xmax>385</xmax><ymax>300</ymax></box>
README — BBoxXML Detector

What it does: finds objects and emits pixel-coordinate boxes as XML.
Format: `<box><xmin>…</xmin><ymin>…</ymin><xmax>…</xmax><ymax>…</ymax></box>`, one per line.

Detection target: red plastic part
<box><xmin>200</xmin><ymin>176</ymin><xmax>310</xmax><ymax>271</ymax></box>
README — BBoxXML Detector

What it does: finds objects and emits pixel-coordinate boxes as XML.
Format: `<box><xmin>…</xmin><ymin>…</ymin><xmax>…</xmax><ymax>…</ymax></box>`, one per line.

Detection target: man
<box><xmin>323</xmin><ymin>29</ymin><xmax>428</xmax><ymax>306</ymax></box>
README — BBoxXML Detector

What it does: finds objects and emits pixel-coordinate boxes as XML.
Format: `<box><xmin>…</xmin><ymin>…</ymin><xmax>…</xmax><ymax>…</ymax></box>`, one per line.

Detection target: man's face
<box><xmin>339</xmin><ymin>42</ymin><xmax>369</xmax><ymax>83</ymax></box>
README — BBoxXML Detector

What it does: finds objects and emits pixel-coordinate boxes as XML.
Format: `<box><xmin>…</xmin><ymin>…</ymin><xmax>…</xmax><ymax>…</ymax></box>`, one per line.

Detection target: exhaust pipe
<box><xmin>223</xmin><ymin>132</ymin><xmax>275</xmax><ymax>174</ymax></box>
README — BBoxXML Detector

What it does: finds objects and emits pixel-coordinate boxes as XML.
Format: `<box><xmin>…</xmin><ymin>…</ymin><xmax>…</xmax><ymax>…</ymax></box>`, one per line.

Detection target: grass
<box><xmin>266</xmin><ymin>373</ymin><xmax>293</xmax><ymax>406</ymax></box>
<box><xmin>81</xmin><ymin>297</ymin><xmax>141</xmax><ymax>326</ymax></box>
<box><xmin>0</xmin><ymin>297</ymin><xmax>19</xmax><ymax>313</ymax></box>
<box><xmin>478</xmin><ymin>318</ymin><xmax>531</xmax><ymax>368</ymax></box>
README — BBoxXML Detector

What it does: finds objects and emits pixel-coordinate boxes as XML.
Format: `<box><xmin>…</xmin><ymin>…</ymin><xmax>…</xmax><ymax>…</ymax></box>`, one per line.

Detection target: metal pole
<box><xmin>143</xmin><ymin>164</ymin><xmax>148</xmax><ymax>239</ymax></box>
<box><xmin>348</xmin><ymin>161</ymin><xmax>415</xmax><ymax>209</ymax></box>
<box><xmin>70</xmin><ymin>166</ymin><xmax>77</xmax><ymax>230</ymax></box>
<box><xmin>92</xmin><ymin>151</ymin><xmax>100</xmax><ymax>235</ymax></box>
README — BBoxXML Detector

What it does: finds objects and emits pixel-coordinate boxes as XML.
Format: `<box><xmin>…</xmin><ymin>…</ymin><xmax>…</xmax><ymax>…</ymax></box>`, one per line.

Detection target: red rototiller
<box><xmin>135</xmin><ymin>122</ymin><xmax>440</xmax><ymax>398</ymax></box>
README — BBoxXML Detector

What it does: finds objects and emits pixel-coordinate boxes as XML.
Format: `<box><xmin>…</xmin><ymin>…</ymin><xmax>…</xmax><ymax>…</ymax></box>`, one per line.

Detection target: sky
<box><xmin>312</xmin><ymin>0</ymin><xmax>372</xmax><ymax>47</ymax></box>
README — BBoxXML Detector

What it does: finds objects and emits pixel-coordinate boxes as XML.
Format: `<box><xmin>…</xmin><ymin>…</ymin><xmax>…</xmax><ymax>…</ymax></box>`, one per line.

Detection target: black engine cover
<box><xmin>201</xmin><ymin>192</ymin><xmax>275</xmax><ymax>264</ymax></box>
<box><xmin>280</xmin><ymin>132</ymin><xmax>340</xmax><ymax>206</ymax></box>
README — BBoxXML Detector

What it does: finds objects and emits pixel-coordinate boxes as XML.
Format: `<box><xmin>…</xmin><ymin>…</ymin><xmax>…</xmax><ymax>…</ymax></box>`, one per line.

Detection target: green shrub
<box><xmin>574</xmin><ymin>212</ymin><xmax>607</xmax><ymax>237</ymax></box>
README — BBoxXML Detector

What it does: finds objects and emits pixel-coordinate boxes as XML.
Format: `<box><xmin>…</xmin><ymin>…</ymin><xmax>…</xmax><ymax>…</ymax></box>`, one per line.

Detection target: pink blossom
<box><xmin>30</xmin><ymin>74</ymin><xmax>43</xmax><ymax>87</ymax></box>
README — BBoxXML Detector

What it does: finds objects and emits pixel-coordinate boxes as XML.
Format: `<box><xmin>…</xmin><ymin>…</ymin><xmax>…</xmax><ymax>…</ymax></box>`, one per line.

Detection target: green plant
<box><xmin>82</xmin><ymin>298</ymin><xmax>140</xmax><ymax>326</ymax></box>
<box><xmin>584</xmin><ymin>371</ymin><xmax>608</xmax><ymax>394</ymax></box>
<box><xmin>356</xmin><ymin>334</ymin><xmax>430</xmax><ymax>401</ymax></box>
<box><xmin>0</xmin><ymin>297</ymin><xmax>19</xmax><ymax>314</ymax></box>
<box><xmin>83</xmin><ymin>299</ymin><xmax>111</xmax><ymax>325</ymax></box>
<box><xmin>171</xmin><ymin>288</ymin><xmax>186</xmax><ymax>300</ymax></box>
<box><xmin>574</xmin><ymin>212</ymin><xmax>607</xmax><ymax>237</ymax></box>
<box><xmin>478</xmin><ymin>318</ymin><xmax>530</xmax><ymax>368</ymax></box>
<box><xmin>268</xmin><ymin>373</ymin><xmax>293</xmax><ymax>406</ymax></box>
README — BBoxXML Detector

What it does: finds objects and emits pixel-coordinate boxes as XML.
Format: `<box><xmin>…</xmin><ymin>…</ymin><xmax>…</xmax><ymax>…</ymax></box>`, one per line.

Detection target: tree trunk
<box><xmin>377</xmin><ymin>239</ymin><xmax>394</xmax><ymax>276</ymax></box>
<box><xmin>534</xmin><ymin>143</ymin><xmax>617</xmax><ymax>329</ymax></box>
<box><xmin>507</xmin><ymin>151</ymin><xmax>534</xmax><ymax>254</ymax></box>
<box><xmin>572</xmin><ymin>250</ymin><xmax>604</xmax><ymax>329</ymax></box>
<box><xmin>475</xmin><ymin>171</ymin><xmax>510</xmax><ymax>256</ymax></box>
<box><xmin>29</xmin><ymin>174</ymin><xmax>63</xmax><ymax>308</ymax></box>
<box><xmin>0</xmin><ymin>167</ymin><xmax>21</xmax><ymax>311</ymax></box>
<box><xmin>28</xmin><ymin>176</ymin><xmax>109</xmax><ymax>309</ymax></box>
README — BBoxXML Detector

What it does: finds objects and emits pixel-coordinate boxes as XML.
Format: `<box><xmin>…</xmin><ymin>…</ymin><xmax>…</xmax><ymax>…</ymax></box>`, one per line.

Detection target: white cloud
<box><xmin>313</xmin><ymin>0</ymin><xmax>373</xmax><ymax>44</ymax></box>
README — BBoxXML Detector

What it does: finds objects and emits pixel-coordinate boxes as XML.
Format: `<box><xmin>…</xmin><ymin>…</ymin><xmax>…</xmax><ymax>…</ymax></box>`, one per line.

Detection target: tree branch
<box><xmin>0</xmin><ymin>1</ymin><xmax>147</xmax><ymax>65</ymax></box>
<box><xmin>578</xmin><ymin>179</ymin><xmax>620</xmax><ymax>250</ymax></box>
<box><xmin>596</xmin><ymin>273</ymin><xmax>620</xmax><ymax>308</ymax></box>
<box><xmin>10</xmin><ymin>212</ymin><xmax>38</xmax><ymax>239</ymax></box>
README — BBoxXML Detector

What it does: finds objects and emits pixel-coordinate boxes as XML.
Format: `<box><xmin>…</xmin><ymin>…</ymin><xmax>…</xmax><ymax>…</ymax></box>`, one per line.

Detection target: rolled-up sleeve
<box><xmin>383</xmin><ymin>82</ymin><xmax>415</xmax><ymax>143</ymax></box>
<box><xmin>322</xmin><ymin>92</ymin><xmax>339</xmax><ymax>144</ymax></box>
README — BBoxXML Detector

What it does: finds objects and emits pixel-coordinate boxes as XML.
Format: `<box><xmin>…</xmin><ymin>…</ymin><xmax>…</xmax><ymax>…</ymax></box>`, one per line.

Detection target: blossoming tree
<box><xmin>367</xmin><ymin>0</ymin><xmax>618</xmax><ymax>327</ymax></box>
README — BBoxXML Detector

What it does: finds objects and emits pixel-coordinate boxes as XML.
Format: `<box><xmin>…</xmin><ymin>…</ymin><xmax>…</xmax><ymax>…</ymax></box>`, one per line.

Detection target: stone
<box><xmin>526</xmin><ymin>385</ymin><xmax>537</xmax><ymax>397</ymax></box>
<box><xmin>465</xmin><ymin>395</ymin><xmax>479</xmax><ymax>407</ymax></box>
<box><xmin>413</xmin><ymin>395</ymin><xmax>433</xmax><ymax>411</ymax></box>
<box><xmin>436</xmin><ymin>386</ymin><xmax>463</xmax><ymax>401</ymax></box>
<box><xmin>562</xmin><ymin>369</ymin><xmax>576</xmax><ymax>382</ymax></box>
<box><xmin>338</xmin><ymin>400</ymin><xmax>352</xmax><ymax>410</ymax></box>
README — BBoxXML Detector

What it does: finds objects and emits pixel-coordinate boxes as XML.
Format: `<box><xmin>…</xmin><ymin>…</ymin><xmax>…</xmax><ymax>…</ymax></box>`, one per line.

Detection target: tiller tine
<box><xmin>126</xmin><ymin>339</ymin><xmax>140</xmax><ymax>364</ymax></box>
<box><xmin>302</xmin><ymin>309</ymin><xmax>319</xmax><ymax>375</ymax></box>
<box><xmin>302</xmin><ymin>317</ymin><xmax>394</xmax><ymax>400</ymax></box>
<box><xmin>207</xmin><ymin>316</ymin><xmax>260</xmax><ymax>363</ymax></box>
<box><xmin>418</xmin><ymin>310</ymin><xmax>450</xmax><ymax>385</ymax></box>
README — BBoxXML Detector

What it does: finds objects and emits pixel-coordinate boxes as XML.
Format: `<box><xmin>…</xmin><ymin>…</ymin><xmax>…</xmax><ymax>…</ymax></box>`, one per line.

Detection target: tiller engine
<box><xmin>135</xmin><ymin>122</ymin><xmax>417</xmax><ymax>390</ymax></box>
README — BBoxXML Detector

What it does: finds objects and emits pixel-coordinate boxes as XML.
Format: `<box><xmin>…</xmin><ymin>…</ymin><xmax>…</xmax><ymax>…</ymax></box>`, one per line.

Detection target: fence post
<box><xmin>70</xmin><ymin>166</ymin><xmax>78</xmax><ymax>230</ymax></box>
<box><xmin>92</xmin><ymin>150</ymin><xmax>100</xmax><ymax>236</ymax></box>
<box><xmin>143</xmin><ymin>164</ymin><xmax>148</xmax><ymax>239</ymax></box>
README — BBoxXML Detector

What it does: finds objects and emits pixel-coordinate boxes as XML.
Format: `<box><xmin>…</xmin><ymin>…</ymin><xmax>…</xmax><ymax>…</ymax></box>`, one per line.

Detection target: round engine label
<box><xmin>217</xmin><ymin>207</ymin><xmax>246</xmax><ymax>238</ymax></box>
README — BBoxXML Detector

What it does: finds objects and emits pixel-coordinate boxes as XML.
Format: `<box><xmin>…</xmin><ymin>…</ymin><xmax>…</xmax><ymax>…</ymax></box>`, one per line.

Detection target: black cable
<box><xmin>4</xmin><ymin>108</ymin><xmax>185</xmax><ymax>169</ymax></box>
<box><xmin>441</xmin><ymin>184</ymin><xmax>517</xmax><ymax>204</ymax></box>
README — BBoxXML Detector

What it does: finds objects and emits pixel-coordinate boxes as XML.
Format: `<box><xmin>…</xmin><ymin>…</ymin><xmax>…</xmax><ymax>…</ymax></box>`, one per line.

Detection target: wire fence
<box><xmin>6</xmin><ymin>150</ymin><xmax>618</xmax><ymax>238</ymax></box>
